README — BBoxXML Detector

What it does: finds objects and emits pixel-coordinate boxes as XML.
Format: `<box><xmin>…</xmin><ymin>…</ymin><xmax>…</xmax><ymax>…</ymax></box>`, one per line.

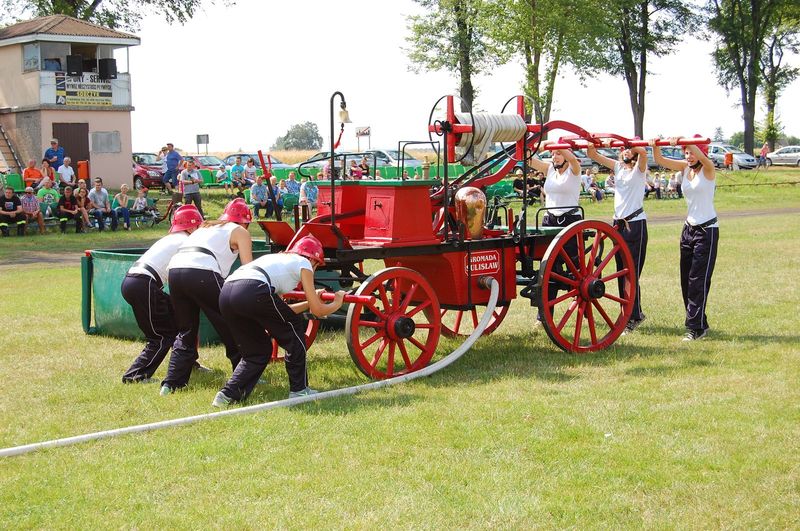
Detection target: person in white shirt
<box><xmin>527</xmin><ymin>144</ymin><xmax>582</xmax><ymax>322</ymax></box>
<box><xmin>160</xmin><ymin>198</ymin><xmax>254</xmax><ymax>395</ymax></box>
<box><xmin>213</xmin><ymin>235</ymin><xmax>346</xmax><ymax>406</ymax></box>
<box><xmin>587</xmin><ymin>143</ymin><xmax>649</xmax><ymax>333</ymax></box>
<box><xmin>57</xmin><ymin>157</ymin><xmax>76</xmax><ymax>189</ymax></box>
<box><xmin>121</xmin><ymin>205</ymin><xmax>204</xmax><ymax>383</ymax></box>
<box><xmin>651</xmin><ymin>136</ymin><xmax>717</xmax><ymax>341</ymax></box>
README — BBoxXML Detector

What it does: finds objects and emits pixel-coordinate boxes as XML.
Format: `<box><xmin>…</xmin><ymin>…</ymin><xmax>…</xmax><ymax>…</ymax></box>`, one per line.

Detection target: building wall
<box><xmin>40</xmin><ymin>109</ymin><xmax>132</xmax><ymax>189</ymax></box>
<box><xmin>0</xmin><ymin>45</ymin><xmax>40</xmax><ymax>109</ymax></box>
<box><xmin>0</xmin><ymin>110</ymin><xmax>42</xmax><ymax>167</ymax></box>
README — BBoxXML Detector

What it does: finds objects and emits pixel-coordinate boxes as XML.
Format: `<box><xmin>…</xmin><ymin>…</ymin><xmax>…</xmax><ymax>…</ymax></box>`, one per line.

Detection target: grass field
<box><xmin>0</xmin><ymin>175</ymin><xmax>798</xmax><ymax>528</ymax></box>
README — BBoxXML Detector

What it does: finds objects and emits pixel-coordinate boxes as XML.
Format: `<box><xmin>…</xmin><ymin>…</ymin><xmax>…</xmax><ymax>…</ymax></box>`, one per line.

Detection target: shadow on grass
<box><xmin>624</xmin><ymin>357</ymin><xmax>714</xmax><ymax>378</ymax></box>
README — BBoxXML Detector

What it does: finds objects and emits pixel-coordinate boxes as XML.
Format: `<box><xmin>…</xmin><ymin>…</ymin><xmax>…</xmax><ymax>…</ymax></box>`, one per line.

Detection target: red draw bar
<box><xmin>282</xmin><ymin>291</ymin><xmax>376</xmax><ymax>305</ymax></box>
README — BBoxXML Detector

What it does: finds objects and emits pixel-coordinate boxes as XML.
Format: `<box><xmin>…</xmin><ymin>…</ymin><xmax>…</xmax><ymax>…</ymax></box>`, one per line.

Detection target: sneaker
<box><xmin>288</xmin><ymin>387</ymin><xmax>319</xmax><ymax>399</ymax></box>
<box><xmin>193</xmin><ymin>361</ymin><xmax>212</xmax><ymax>373</ymax></box>
<box><xmin>621</xmin><ymin>315</ymin><xmax>646</xmax><ymax>335</ymax></box>
<box><xmin>159</xmin><ymin>385</ymin><xmax>173</xmax><ymax>396</ymax></box>
<box><xmin>682</xmin><ymin>328</ymin><xmax>708</xmax><ymax>341</ymax></box>
<box><xmin>211</xmin><ymin>391</ymin><xmax>234</xmax><ymax>408</ymax></box>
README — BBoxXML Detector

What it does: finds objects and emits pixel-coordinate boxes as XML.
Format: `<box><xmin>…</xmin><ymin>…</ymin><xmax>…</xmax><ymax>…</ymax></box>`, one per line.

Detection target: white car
<box><xmin>766</xmin><ymin>145</ymin><xmax>800</xmax><ymax>167</ymax></box>
<box><xmin>366</xmin><ymin>149</ymin><xmax>423</xmax><ymax>168</ymax></box>
<box><xmin>707</xmin><ymin>144</ymin><xmax>757</xmax><ymax>170</ymax></box>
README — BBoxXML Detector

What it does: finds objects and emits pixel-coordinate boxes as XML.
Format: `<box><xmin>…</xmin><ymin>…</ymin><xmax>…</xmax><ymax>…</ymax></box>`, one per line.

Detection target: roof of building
<box><xmin>0</xmin><ymin>15</ymin><xmax>139</xmax><ymax>46</ymax></box>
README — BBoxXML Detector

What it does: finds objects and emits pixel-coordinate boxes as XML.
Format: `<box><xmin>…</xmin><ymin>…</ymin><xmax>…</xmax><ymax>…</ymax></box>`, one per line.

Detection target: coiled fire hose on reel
<box><xmin>455</xmin><ymin>113</ymin><xmax>528</xmax><ymax>166</ymax></box>
<box><xmin>0</xmin><ymin>278</ymin><xmax>500</xmax><ymax>458</ymax></box>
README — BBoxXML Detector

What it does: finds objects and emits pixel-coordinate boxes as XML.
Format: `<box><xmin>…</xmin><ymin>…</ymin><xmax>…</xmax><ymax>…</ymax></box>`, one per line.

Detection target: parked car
<box><xmin>132</xmin><ymin>152</ymin><xmax>163</xmax><ymax>190</ymax></box>
<box><xmin>183</xmin><ymin>155</ymin><xmax>225</xmax><ymax>171</ymax></box>
<box><xmin>222</xmin><ymin>153</ymin><xmax>292</xmax><ymax>171</ymax></box>
<box><xmin>365</xmin><ymin>149</ymin><xmax>423</xmax><ymax>168</ymax></box>
<box><xmin>297</xmin><ymin>151</ymin><xmax>369</xmax><ymax>178</ymax></box>
<box><xmin>707</xmin><ymin>143</ymin><xmax>757</xmax><ymax>169</ymax></box>
<box><xmin>766</xmin><ymin>145</ymin><xmax>800</xmax><ymax>167</ymax></box>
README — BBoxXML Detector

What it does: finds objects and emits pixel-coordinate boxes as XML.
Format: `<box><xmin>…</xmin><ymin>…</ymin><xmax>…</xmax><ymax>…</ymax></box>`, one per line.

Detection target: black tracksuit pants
<box><xmin>680</xmin><ymin>224</ymin><xmax>719</xmax><ymax>331</ymax></box>
<box><xmin>539</xmin><ymin>212</ymin><xmax>582</xmax><ymax>320</ymax></box>
<box><xmin>162</xmin><ymin>268</ymin><xmax>241</xmax><ymax>389</ymax></box>
<box><xmin>219</xmin><ymin>279</ymin><xmax>309</xmax><ymax>400</ymax></box>
<box><xmin>120</xmin><ymin>274</ymin><xmax>176</xmax><ymax>381</ymax></box>
<box><xmin>614</xmin><ymin>219</ymin><xmax>648</xmax><ymax>322</ymax></box>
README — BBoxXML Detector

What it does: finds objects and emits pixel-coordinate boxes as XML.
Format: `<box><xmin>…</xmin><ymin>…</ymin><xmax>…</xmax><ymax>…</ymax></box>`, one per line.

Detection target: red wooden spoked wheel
<box><xmin>539</xmin><ymin>220</ymin><xmax>635</xmax><ymax>353</ymax></box>
<box><xmin>270</xmin><ymin>318</ymin><xmax>320</xmax><ymax>362</ymax></box>
<box><xmin>429</xmin><ymin>304</ymin><xmax>510</xmax><ymax>338</ymax></box>
<box><xmin>346</xmin><ymin>267</ymin><xmax>441</xmax><ymax>380</ymax></box>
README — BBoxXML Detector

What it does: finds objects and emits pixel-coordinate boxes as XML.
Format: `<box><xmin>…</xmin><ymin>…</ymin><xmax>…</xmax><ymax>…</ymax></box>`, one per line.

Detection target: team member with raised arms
<box><xmin>160</xmin><ymin>198</ymin><xmax>254</xmax><ymax>395</ymax></box>
<box><xmin>527</xmin><ymin>144</ymin><xmax>582</xmax><ymax>321</ymax></box>
<box><xmin>121</xmin><ymin>205</ymin><xmax>203</xmax><ymax>383</ymax></box>
<box><xmin>212</xmin><ymin>235</ymin><xmax>346</xmax><ymax>406</ymax></box>
<box><xmin>586</xmin><ymin>143</ymin><xmax>649</xmax><ymax>334</ymax></box>
<box><xmin>651</xmin><ymin>136</ymin><xmax>718</xmax><ymax>341</ymax></box>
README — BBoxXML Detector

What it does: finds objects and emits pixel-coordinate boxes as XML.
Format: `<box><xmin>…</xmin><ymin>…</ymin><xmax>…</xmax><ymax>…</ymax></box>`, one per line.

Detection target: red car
<box><xmin>133</xmin><ymin>152</ymin><xmax>164</xmax><ymax>190</ymax></box>
<box><xmin>183</xmin><ymin>155</ymin><xmax>225</xmax><ymax>171</ymax></box>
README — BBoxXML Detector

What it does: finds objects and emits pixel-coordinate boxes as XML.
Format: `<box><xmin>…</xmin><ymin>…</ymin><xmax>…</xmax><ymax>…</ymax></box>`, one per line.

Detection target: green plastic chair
<box><xmin>282</xmin><ymin>193</ymin><xmax>299</xmax><ymax>211</ymax></box>
<box><xmin>5</xmin><ymin>173</ymin><xmax>24</xmax><ymax>192</ymax></box>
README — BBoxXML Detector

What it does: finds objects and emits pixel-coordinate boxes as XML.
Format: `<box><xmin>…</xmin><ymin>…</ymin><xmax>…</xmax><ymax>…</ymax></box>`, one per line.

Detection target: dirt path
<box><xmin>2</xmin><ymin>207</ymin><xmax>798</xmax><ymax>269</ymax></box>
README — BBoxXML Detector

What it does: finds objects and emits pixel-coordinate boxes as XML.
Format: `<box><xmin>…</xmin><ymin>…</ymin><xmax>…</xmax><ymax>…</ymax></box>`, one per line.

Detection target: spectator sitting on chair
<box><xmin>216</xmin><ymin>164</ymin><xmax>234</xmax><ymax>198</ymax></box>
<box><xmin>250</xmin><ymin>175</ymin><xmax>270</xmax><ymax>219</ymax></box>
<box><xmin>668</xmin><ymin>171</ymin><xmax>683</xmax><ymax>198</ymax></box>
<box><xmin>0</xmin><ymin>185</ymin><xmax>26</xmax><ymax>237</ymax></box>
<box><xmin>23</xmin><ymin>159</ymin><xmax>44</xmax><ymax>189</ymax></box>
<box><xmin>39</xmin><ymin>159</ymin><xmax>55</xmax><ymax>188</ymax></box>
<box><xmin>57</xmin><ymin>157</ymin><xmax>76</xmax><ymax>190</ymax></box>
<box><xmin>131</xmin><ymin>188</ymin><xmax>158</xmax><ymax>222</ymax></box>
<box><xmin>21</xmin><ymin>186</ymin><xmax>45</xmax><ymax>234</ymax></box>
<box><xmin>57</xmin><ymin>185</ymin><xmax>83</xmax><ymax>234</ymax></box>
<box><xmin>269</xmin><ymin>176</ymin><xmax>284</xmax><ymax>218</ymax></box>
<box><xmin>44</xmin><ymin>138</ymin><xmax>64</xmax><ymax>171</ymax></box>
<box><xmin>114</xmin><ymin>183</ymin><xmax>133</xmax><ymax>230</ymax></box>
<box><xmin>299</xmin><ymin>175</ymin><xmax>318</xmax><ymax>209</ymax></box>
<box><xmin>644</xmin><ymin>171</ymin><xmax>661</xmax><ymax>199</ymax></box>
<box><xmin>230</xmin><ymin>156</ymin><xmax>247</xmax><ymax>196</ymax></box>
<box><xmin>179</xmin><ymin>160</ymin><xmax>204</xmax><ymax>219</ymax></box>
<box><xmin>278</xmin><ymin>179</ymin><xmax>288</xmax><ymax>194</ymax></box>
<box><xmin>36</xmin><ymin>177</ymin><xmax>60</xmax><ymax>216</ymax></box>
<box><xmin>88</xmin><ymin>177</ymin><xmax>118</xmax><ymax>231</ymax></box>
<box><xmin>75</xmin><ymin>187</ymin><xmax>91</xmax><ymax>230</ymax></box>
<box><xmin>285</xmin><ymin>171</ymin><xmax>301</xmax><ymax>194</ymax></box>
<box><xmin>243</xmin><ymin>158</ymin><xmax>258</xmax><ymax>186</ymax></box>
<box><xmin>581</xmin><ymin>169</ymin><xmax>604</xmax><ymax>202</ymax></box>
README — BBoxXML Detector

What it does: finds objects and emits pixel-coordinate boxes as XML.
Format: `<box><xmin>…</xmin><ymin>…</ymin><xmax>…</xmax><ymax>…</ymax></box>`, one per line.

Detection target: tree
<box><xmin>713</xmin><ymin>127</ymin><xmax>725</xmax><ymax>141</ymax></box>
<box><xmin>272</xmin><ymin>122</ymin><xmax>323</xmax><ymax>151</ymax></box>
<box><xmin>405</xmin><ymin>0</ymin><xmax>498</xmax><ymax>111</ymax></box>
<box><xmin>759</xmin><ymin>2</ymin><xmax>800</xmax><ymax>150</ymax></box>
<box><xmin>483</xmin><ymin>0</ymin><xmax>607</xmax><ymax>126</ymax></box>
<box><xmin>596</xmin><ymin>0</ymin><xmax>695</xmax><ymax>137</ymax></box>
<box><xmin>0</xmin><ymin>0</ymin><xmax>228</xmax><ymax>31</ymax></box>
<box><xmin>706</xmin><ymin>0</ymin><xmax>789</xmax><ymax>154</ymax></box>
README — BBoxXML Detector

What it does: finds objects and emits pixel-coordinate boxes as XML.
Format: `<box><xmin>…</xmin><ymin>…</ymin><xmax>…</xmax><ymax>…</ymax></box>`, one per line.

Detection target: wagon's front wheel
<box><xmin>346</xmin><ymin>267</ymin><xmax>441</xmax><ymax>379</ymax></box>
<box><xmin>539</xmin><ymin>220</ymin><xmax>636</xmax><ymax>352</ymax></box>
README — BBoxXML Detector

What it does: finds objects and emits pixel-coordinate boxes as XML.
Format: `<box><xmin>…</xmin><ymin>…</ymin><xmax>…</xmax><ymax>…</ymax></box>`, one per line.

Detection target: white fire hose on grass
<box><xmin>0</xmin><ymin>279</ymin><xmax>499</xmax><ymax>458</ymax></box>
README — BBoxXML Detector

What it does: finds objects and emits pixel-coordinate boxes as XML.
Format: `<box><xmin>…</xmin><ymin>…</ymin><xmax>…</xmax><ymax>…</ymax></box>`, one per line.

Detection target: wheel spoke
<box><xmin>377</xmin><ymin>284</ymin><xmax>391</xmax><ymax>312</ymax></box>
<box><xmin>370</xmin><ymin>338</ymin><xmax>389</xmax><ymax>368</ymax></box>
<box><xmin>558</xmin><ymin>248</ymin><xmax>581</xmax><ymax>279</ymax></box>
<box><xmin>406</xmin><ymin>299</ymin><xmax>432</xmax><ymax>318</ymax></box>
<box><xmin>550</xmin><ymin>272</ymin><xmax>578</xmax><ymax>287</ymax></box>
<box><xmin>594</xmin><ymin>244</ymin><xmax>621</xmax><ymax>275</ymax></box>
<box><xmin>587</xmin><ymin>230</ymin><xmax>604</xmax><ymax>274</ymax></box>
<box><xmin>386</xmin><ymin>342</ymin><xmax>396</xmax><ymax>377</ymax></box>
<box><xmin>591</xmin><ymin>300</ymin><xmax>615</xmax><ymax>328</ymax></box>
<box><xmin>360</xmin><ymin>330</ymin><xmax>385</xmax><ymax>349</ymax></box>
<box><xmin>398</xmin><ymin>340</ymin><xmax>413</xmax><ymax>369</ymax></box>
<box><xmin>365</xmin><ymin>302</ymin><xmax>388</xmax><ymax>320</ymax></box>
<box><xmin>555</xmin><ymin>299</ymin><xmax>579</xmax><ymax>333</ymax></box>
<box><xmin>586</xmin><ymin>302</ymin><xmax>598</xmax><ymax>344</ymax></box>
<box><xmin>547</xmin><ymin>288</ymin><xmax>579</xmax><ymax>308</ymax></box>
<box><xmin>471</xmin><ymin>308</ymin><xmax>479</xmax><ymax>327</ymax></box>
<box><xmin>452</xmin><ymin>310</ymin><xmax>464</xmax><ymax>334</ymax></box>
<box><xmin>603</xmin><ymin>293</ymin><xmax>626</xmax><ymax>304</ymax></box>
<box><xmin>600</xmin><ymin>268</ymin><xmax>629</xmax><ymax>283</ymax></box>
<box><xmin>415</xmin><ymin>323</ymin><xmax>435</xmax><ymax>329</ymax></box>
<box><xmin>357</xmin><ymin>320</ymin><xmax>383</xmax><ymax>329</ymax></box>
<box><xmin>573</xmin><ymin>300</ymin><xmax>586</xmax><ymax>348</ymax></box>
<box><xmin>398</xmin><ymin>283</ymin><xmax>419</xmax><ymax>312</ymax></box>
<box><xmin>408</xmin><ymin>336</ymin><xmax>427</xmax><ymax>352</ymax></box>
<box><xmin>576</xmin><ymin>229</ymin><xmax>586</xmax><ymax>274</ymax></box>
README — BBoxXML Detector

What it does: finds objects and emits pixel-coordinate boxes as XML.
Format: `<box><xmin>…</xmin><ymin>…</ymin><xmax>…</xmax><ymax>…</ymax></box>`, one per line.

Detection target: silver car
<box><xmin>707</xmin><ymin>144</ymin><xmax>757</xmax><ymax>170</ymax></box>
<box><xmin>766</xmin><ymin>145</ymin><xmax>800</xmax><ymax>167</ymax></box>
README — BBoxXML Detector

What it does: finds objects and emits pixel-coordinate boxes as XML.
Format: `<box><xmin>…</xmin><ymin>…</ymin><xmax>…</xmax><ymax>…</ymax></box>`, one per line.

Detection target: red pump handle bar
<box><xmin>545</xmin><ymin>137</ymin><xmax>710</xmax><ymax>150</ymax></box>
<box><xmin>282</xmin><ymin>291</ymin><xmax>376</xmax><ymax>305</ymax></box>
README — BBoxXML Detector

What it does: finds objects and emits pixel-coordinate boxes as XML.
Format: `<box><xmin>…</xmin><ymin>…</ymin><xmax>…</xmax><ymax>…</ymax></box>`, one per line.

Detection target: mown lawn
<box><xmin>0</xmin><ymin>177</ymin><xmax>798</xmax><ymax>528</ymax></box>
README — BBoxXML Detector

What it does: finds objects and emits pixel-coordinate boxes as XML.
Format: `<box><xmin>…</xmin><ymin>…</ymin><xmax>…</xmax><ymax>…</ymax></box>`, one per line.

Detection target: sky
<box><xmin>122</xmin><ymin>0</ymin><xmax>800</xmax><ymax>154</ymax></box>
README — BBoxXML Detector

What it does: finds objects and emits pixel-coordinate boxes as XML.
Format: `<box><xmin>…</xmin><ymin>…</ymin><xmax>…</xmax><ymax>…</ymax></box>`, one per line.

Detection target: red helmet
<box><xmin>287</xmin><ymin>235</ymin><xmax>324</xmax><ymax>265</ymax></box>
<box><xmin>170</xmin><ymin>204</ymin><xmax>203</xmax><ymax>233</ymax></box>
<box><xmin>219</xmin><ymin>197</ymin><xmax>252</xmax><ymax>224</ymax></box>
<box><xmin>693</xmin><ymin>134</ymin><xmax>709</xmax><ymax>156</ymax></box>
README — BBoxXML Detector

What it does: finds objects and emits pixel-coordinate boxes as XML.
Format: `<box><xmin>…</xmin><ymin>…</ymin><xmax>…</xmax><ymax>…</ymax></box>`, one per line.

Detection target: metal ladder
<box><xmin>0</xmin><ymin>123</ymin><xmax>23</xmax><ymax>174</ymax></box>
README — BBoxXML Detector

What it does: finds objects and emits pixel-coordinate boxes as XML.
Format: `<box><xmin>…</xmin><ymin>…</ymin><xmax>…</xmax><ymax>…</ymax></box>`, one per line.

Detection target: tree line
<box><xmin>405</xmin><ymin>0</ymin><xmax>799</xmax><ymax>153</ymax></box>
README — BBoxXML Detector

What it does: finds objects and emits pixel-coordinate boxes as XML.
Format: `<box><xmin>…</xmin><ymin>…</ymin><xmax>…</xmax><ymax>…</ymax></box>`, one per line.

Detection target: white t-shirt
<box><xmin>544</xmin><ymin>166</ymin><xmax>581</xmax><ymax>215</ymax></box>
<box><xmin>57</xmin><ymin>165</ymin><xmax>75</xmax><ymax>185</ymax></box>
<box><xmin>168</xmin><ymin>223</ymin><xmax>241</xmax><ymax>277</ymax></box>
<box><xmin>682</xmin><ymin>168</ymin><xmax>717</xmax><ymax>227</ymax></box>
<box><xmin>128</xmin><ymin>232</ymin><xmax>189</xmax><ymax>285</ymax></box>
<box><xmin>613</xmin><ymin>162</ymin><xmax>646</xmax><ymax>221</ymax></box>
<box><xmin>227</xmin><ymin>253</ymin><xmax>312</xmax><ymax>295</ymax></box>
<box><xmin>244</xmin><ymin>165</ymin><xmax>258</xmax><ymax>181</ymax></box>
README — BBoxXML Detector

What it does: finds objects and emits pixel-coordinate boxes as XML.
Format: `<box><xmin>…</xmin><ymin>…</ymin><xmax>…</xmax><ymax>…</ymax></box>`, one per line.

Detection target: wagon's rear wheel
<box><xmin>429</xmin><ymin>304</ymin><xmax>510</xmax><ymax>338</ymax></box>
<box><xmin>346</xmin><ymin>267</ymin><xmax>441</xmax><ymax>380</ymax></box>
<box><xmin>539</xmin><ymin>220</ymin><xmax>635</xmax><ymax>353</ymax></box>
<box><xmin>270</xmin><ymin>318</ymin><xmax>320</xmax><ymax>362</ymax></box>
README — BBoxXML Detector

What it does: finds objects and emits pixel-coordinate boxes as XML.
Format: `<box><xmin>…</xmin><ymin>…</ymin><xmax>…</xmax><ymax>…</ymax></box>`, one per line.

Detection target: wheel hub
<box><xmin>388</xmin><ymin>315</ymin><xmax>416</xmax><ymax>340</ymax></box>
<box><xmin>580</xmin><ymin>277</ymin><xmax>606</xmax><ymax>300</ymax></box>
